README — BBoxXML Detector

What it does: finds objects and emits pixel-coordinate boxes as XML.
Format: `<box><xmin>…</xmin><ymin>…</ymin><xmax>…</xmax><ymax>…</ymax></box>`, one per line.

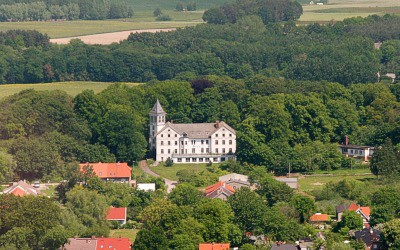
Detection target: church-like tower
<box><xmin>149</xmin><ymin>99</ymin><xmax>166</xmax><ymax>149</ymax></box>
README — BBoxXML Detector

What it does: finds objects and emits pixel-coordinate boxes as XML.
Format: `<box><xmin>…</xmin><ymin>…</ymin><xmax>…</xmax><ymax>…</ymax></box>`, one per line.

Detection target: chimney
<box><xmin>215</xmin><ymin>120</ymin><xmax>220</xmax><ymax>128</ymax></box>
<box><xmin>8</xmin><ymin>182</ymin><xmax>13</xmax><ymax>187</ymax></box>
<box><xmin>171</xmin><ymin>120</ymin><xmax>173</xmax><ymax>123</ymax></box>
<box><xmin>91</xmin><ymin>236</ymin><xmax>96</xmax><ymax>239</ymax></box>
<box><xmin>345</xmin><ymin>135</ymin><xmax>349</xmax><ymax>145</ymax></box>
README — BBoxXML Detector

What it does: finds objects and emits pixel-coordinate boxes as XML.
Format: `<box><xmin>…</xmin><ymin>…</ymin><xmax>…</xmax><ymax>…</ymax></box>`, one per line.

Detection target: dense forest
<box><xmin>0</xmin><ymin>0</ymin><xmax>133</xmax><ymax>21</ymax></box>
<box><xmin>0</xmin><ymin>14</ymin><xmax>400</xmax><ymax>85</ymax></box>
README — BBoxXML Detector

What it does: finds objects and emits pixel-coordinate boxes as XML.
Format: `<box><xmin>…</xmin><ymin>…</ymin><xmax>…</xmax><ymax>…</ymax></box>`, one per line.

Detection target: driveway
<box><xmin>139</xmin><ymin>160</ymin><xmax>177</xmax><ymax>193</ymax></box>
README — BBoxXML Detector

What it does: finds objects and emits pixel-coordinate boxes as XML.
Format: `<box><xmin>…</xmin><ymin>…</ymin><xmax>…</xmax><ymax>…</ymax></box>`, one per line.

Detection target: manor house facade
<box><xmin>149</xmin><ymin>100</ymin><xmax>236</xmax><ymax>163</ymax></box>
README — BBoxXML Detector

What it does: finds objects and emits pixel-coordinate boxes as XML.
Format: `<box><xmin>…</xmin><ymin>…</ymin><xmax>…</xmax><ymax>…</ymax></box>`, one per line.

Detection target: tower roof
<box><xmin>150</xmin><ymin>99</ymin><xmax>166</xmax><ymax>115</ymax></box>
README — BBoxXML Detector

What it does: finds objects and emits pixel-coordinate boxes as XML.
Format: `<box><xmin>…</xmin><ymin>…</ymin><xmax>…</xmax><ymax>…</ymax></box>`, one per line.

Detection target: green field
<box><xmin>110</xmin><ymin>229</ymin><xmax>140</xmax><ymax>243</ymax></box>
<box><xmin>0</xmin><ymin>81</ymin><xmax>140</xmax><ymax>100</ymax></box>
<box><xmin>150</xmin><ymin>163</ymin><xmax>220</xmax><ymax>181</ymax></box>
<box><xmin>298</xmin><ymin>174</ymin><xmax>374</xmax><ymax>193</ymax></box>
<box><xmin>300</xmin><ymin>0</ymin><xmax>400</xmax><ymax>22</ymax></box>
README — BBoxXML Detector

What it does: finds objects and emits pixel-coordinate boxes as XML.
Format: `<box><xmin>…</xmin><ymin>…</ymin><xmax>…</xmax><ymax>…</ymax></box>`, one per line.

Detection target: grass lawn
<box><xmin>312</xmin><ymin>167</ymin><xmax>371</xmax><ymax>175</ymax></box>
<box><xmin>0</xmin><ymin>81</ymin><xmax>140</xmax><ymax>100</ymax></box>
<box><xmin>40</xmin><ymin>185</ymin><xmax>57</xmax><ymax>197</ymax></box>
<box><xmin>132</xmin><ymin>164</ymin><xmax>144</xmax><ymax>178</ymax></box>
<box><xmin>150</xmin><ymin>163</ymin><xmax>219</xmax><ymax>181</ymax></box>
<box><xmin>299</xmin><ymin>174</ymin><xmax>375</xmax><ymax>193</ymax></box>
<box><xmin>110</xmin><ymin>229</ymin><xmax>140</xmax><ymax>243</ymax></box>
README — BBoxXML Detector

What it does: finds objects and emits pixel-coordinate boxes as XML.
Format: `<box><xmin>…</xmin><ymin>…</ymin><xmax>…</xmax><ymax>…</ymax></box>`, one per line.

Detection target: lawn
<box><xmin>299</xmin><ymin>174</ymin><xmax>375</xmax><ymax>193</ymax></box>
<box><xmin>40</xmin><ymin>185</ymin><xmax>57</xmax><ymax>197</ymax></box>
<box><xmin>0</xmin><ymin>81</ymin><xmax>140</xmax><ymax>100</ymax></box>
<box><xmin>110</xmin><ymin>229</ymin><xmax>140</xmax><ymax>243</ymax></box>
<box><xmin>150</xmin><ymin>163</ymin><xmax>220</xmax><ymax>181</ymax></box>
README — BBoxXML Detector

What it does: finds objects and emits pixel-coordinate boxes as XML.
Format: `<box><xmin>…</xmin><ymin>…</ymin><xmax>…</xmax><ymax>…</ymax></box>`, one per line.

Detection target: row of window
<box><xmin>160</xmin><ymin>148</ymin><xmax>233</xmax><ymax>154</ymax></box>
<box><xmin>215</xmin><ymin>133</ymin><xmax>233</xmax><ymax>137</ymax></box>
<box><xmin>159</xmin><ymin>140</ymin><xmax>233</xmax><ymax>145</ymax></box>
<box><xmin>150</xmin><ymin>116</ymin><xmax>165</xmax><ymax>123</ymax></box>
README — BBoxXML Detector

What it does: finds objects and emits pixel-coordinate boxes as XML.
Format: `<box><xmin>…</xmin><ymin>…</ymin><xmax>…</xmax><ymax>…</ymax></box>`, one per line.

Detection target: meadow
<box><xmin>0</xmin><ymin>81</ymin><xmax>140</xmax><ymax>99</ymax></box>
<box><xmin>150</xmin><ymin>163</ymin><xmax>221</xmax><ymax>181</ymax></box>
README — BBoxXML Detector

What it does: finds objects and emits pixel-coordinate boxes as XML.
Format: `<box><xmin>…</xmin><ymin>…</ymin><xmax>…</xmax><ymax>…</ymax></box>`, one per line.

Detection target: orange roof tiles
<box><xmin>11</xmin><ymin>187</ymin><xmax>27</xmax><ymax>196</ymax></box>
<box><xmin>106</xmin><ymin>207</ymin><xmax>127</xmax><ymax>221</ymax></box>
<box><xmin>79</xmin><ymin>162</ymin><xmax>131</xmax><ymax>179</ymax></box>
<box><xmin>199</xmin><ymin>243</ymin><xmax>230</xmax><ymax>250</ymax></box>
<box><xmin>347</xmin><ymin>203</ymin><xmax>359</xmax><ymax>211</ymax></box>
<box><xmin>309</xmin><ymin>213</ymin><xmax>329</xmax><ymax>222</ymax></box>
<box><xmin>360</xmin><ymin>207</ymin><xmax>371</xmax><ymax>216</ymax></box>
<box><xmin>205</xmin><ymin>181</ymin><xmax>235</xmax><ymax>194</ymax></box>
<box><xmin>96</xmin><ymin>237</ymin><xmax>131</xmax><ymax>250</ymax></box>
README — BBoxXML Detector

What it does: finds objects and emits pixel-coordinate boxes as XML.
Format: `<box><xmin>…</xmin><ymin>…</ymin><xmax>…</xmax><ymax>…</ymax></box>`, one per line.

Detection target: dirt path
<box><xmin>50</xmin><ymin>28</ymin><xmax>176</xmax><ymax>45</ymax></box>
<box><xmin>139</xmin><ymin>160</ymin><xmax>177</xmax><ymax>193</ymax></box>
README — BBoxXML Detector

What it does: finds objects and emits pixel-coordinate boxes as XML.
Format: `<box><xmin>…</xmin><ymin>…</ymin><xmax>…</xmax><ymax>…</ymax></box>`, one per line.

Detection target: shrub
<box><xmin>156</xmin><ymin>14</ymin><xmax>172</xmax><ymax>21</ymax></box>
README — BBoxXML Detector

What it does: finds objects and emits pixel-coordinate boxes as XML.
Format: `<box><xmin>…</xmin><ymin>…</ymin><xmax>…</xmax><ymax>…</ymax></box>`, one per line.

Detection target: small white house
<box><xmin>137</xmin><ymin>183</ymin><xmax>156</xmax><ymax>192</ymax></box>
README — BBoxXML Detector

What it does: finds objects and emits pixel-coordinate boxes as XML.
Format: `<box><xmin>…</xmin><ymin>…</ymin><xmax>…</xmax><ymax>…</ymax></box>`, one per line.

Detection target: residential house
<box><xmin>218</xmin><ymin>173</ymin><xmax>251</xmax><ymax>190</ymax></box>
<box><xmin>336</xmin><ymin>203</ymin><xmax>371</xmax><ymax>226</ymax></box>
<box><xmin>0</xmin><ymin>180</ymin><xmax>40</xmax><ymax>196</ymax></box>
<box><xmin>106</xmin><ymin>207</ymin><xmax>127</xmax><ymax>225</ymax></box>
<box><xmin>298</xmin><ymin>238</ymin><xmax>314</xmax><ymax>250</ymax></box>
<box><xmin>198</xmin><ymin>243</ymin><xmax>230</xmax><ymax>250</ymax></box>
<box><xmin>204</xmin><ymin>181</ymin><xmax>235</xmax><ymax>200</ymax></box>
<box><xmin>79</xmin><ymin>162</ymin><xmax>132</xmax><ymax>184</ymax></box>
<box><xmin>354</xmin><ymin>228</ymin><xmax>381</xmax><ymax>250</ymax></box>
<box><xmin>62</xmin><ymin>237</ymin><xmax>131</xmax><ymax>250</ymax></box>
<box><xmin>338</xmin><ymin>136</ymin><xmax>374</xmax><ymax>162</ymax></box>
<box><xmin>149</xmin><ymin>100</ymin><xmax>236</xmax><ymax>163</ymax></box>
<box><xmin>136</xmin><ymin>183</ymin><xmax>156</xmax><ymax>192</ymax></box>
<box><xmin>309</xmin><ymin>213</ymin><xmax>330</xmax><ymax>228</ymax></box>
<box><xmin>271</xmin><ymin>242</ymin><xmax>298</xmax><ymax>250</ymax></box>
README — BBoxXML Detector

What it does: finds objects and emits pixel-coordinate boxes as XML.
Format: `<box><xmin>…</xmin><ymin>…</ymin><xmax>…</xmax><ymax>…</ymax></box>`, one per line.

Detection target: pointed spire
<box><xmin>150</xmin><ymin>99</ymin><xmax>166</xmax><ymax>114</ymax></box>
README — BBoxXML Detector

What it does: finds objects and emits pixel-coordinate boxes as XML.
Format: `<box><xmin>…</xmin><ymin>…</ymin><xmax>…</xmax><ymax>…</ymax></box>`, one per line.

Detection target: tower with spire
<box><xmin>149</xmin><ymin>99</ymin><xmax>166</xmax><ymax>149</ymax></box>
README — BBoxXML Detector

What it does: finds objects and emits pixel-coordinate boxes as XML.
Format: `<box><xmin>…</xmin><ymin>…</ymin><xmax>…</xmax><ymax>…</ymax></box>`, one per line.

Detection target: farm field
<box><xmin>0</xmin><ymin>81</ymin><xmax>140</xmax><ymax>100</ymax></box>
<box><xmin>300</xmin><ymin>0</ymin><xmax>400</xmax><ymax>22</ymax></box>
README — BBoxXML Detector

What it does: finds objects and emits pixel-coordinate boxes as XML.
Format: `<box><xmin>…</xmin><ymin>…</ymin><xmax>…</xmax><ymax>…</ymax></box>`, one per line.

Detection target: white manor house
<box><xmin>149</xmin><ymin>100</ymin><xmax>236</xmax><ymax>163</ymax></box>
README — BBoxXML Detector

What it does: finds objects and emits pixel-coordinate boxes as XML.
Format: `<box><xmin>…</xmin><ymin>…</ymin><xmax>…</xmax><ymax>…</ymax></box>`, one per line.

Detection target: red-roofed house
<box><xmin>106</xmin><ymin>207</ymin><xmax>127</xmax><ymax>225</ymax></box>
<box><xmin>336</xmin><ymin>203</ymin><xmax>371</xmax><ymax>224</ymax></box>
<box><xmin>63</xmin><ymin>237</ymin><xmax>131</xmax><ymax>250</ymax></box>
<box><xmin>79</xmin><ymin>162</ymin><xmax>132</xmax><ymax>184</ymax></box>
<box><xmin>204</xmin><ymin>181</ymin><xmax>235</xmax><ymax>200</ymax></box>
<box><xmin>310</xmin><ymin>213</ymin><xmax>330</xmax><ymax>228</ymax></box>
<box><xmin>0</xmin><ymin>181</ymin><xmax>40</xmax><ymax>196</ymax></box>
<box><xmin>96</xmin><ymin>237</ymin><xmax>131</xmax><ymax>250</ymax></box>
<box><xmin>199</xmin><ymin>243</ymin><xmax>230</xmax><ymax>250</ymax></box>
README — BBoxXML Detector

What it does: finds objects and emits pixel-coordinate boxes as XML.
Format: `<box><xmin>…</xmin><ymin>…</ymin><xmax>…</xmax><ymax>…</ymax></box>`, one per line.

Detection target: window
<box><xmin>213</xmin><ymin>157</ymin><xmax>218</xmax><ymax>162</ymax></box>
<box><xmin>161</xmin><ymin>157</ymin><xmax>164</xmax><ymax>161</ymax></box>
<box><xmin>222</xmin><ymin>140</ymin><xmax>225</xmax><ymax>145</ymax></box>
<box><xmin>350</xmin><ymin>150</ymin><xmax>353</xmax><ymax>154</ymax></box>
<box><xmin>192</xmin><ymin>140</ymin><xmax>195</xmax><ymax>145</ymax></box>
<box><xmin>206</xmin><ymin>148</ymin><xmax>209</xmax><ymax>153</ymax></box>
<box><xmin>216</xmin><ymin>134</ymin><xmax>218</xmax><ymax>137</ymax></box>
<box><xmin>206</xmin><ymin>140</ymin><xmax>209</xmax><ymax>144</ymax></box>
<box><xmin>175</xmin><ymin>134</ymin><xmax>177</xmax><ymax>137</ymax></box>
<box><xmin>223</xmin><ymin>134</ymin><xmax>225</xmax><ymax>137</ymax></box>
<box><xmin>168</xmin><ymin>134</ymin><xmax>170</xmax><ymax>137</ymax></box>
<box><xmin>229</xmin><ymin>140</ymin><xmax>232</xmax><ymax>145</ymax></box>
<box><xmin>201</xmin><ymin>148</ymin><xmax>204</xmax><ymax>153</ymax></box>
<box><xmin>205</xmin><ymin>158</ymin><xmax>210</xmax><ymax>162</ymax></box>
<box><xmin>229</xmin><ymin>148</ymin><xmax>232</xmax><ymax>153</ymax></box>
<box><xmin>168</xmin><ymin>149</ymin><xmax>171</xmax><ymax>154</ymax></box>
<box><xmin>177</xmin><ymin>158</ymin><xmax>182</xmax><ymax>162</ymax></box>
<box><xmin>192</xmin><ymin>158</ymin><xmax>197</xmax><ymax>162</ymax></box>
<box><xmin>192</xmin><ymin>148</ymin><xmax>195</xmax><ymax>153</ymax></box>
<box><xmin>229</xmin><ymin>133</ymin><xmax>232</xmax><ymax>137</ymax></box>
<box><xmin>161</xmin><ymin>134</ymin><xmax>164</xmax><ymax>137</ymax></box>
<box><xmin>185</xmin><ymin>149</ymin><xmax>187</xmax><ymax>154</ymax></box>
<box><xmin>199</xmin><ymin>158</ymin><xmax>203</xmax><ymax>162</ymax></box>
<box><xmin>181</xmin><ymin>141</ymin><xmax>184</xmax><ymax>145</ymax></box>
<box><xmin>161</xmin><ymin>149</ymin><xmax>164</xmax><ymax>154</ymax></box>
<box><xmin>215</xmin><ymin>140</ymin><xmax>219</xmax><ymax>145</ymax></box>
<box><xmin>175</xmin><ymin>149</ymin><xmax>178</xmax><ymax>154</ymax></box>
<box><xmin>175</xmin><ymin>141</ymin><xmax>178</xmax><ymax>145</ymax></box>
<box><xmin>186</xmin><ymin>158</ymin><xmax>190</xmax><ymax>162</ymax></box>
<box><xmin>216</xmin><ymin>148</ymin><xmax>219</xmax><ymax>153</ymax></box>
<box><xmin>168</xmin><ymin>141</ymin><xmax>171</xmax><ymax>145</ymax></box>
<box><xmin>201</xmin><ymin>140</ymin><xmax>204</xmax><ymax>144</ymax></box>
<box><xmin>181</xmin><ymin>149</ymin><xmax>184</xmax><ymax>154</ymax></box>
<box><xmin>161</xmin><ymin>141</ymin><xmax>164</xmax><ymax>145</ymax></box>
<box><xmin>185</xmin><ymin>141</ymin><xmax>187</xmax><ymax>145</ymax></box>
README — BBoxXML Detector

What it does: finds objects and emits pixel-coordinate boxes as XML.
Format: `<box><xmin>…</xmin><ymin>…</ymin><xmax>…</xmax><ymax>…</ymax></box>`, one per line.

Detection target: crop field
<box><xmin>300</xmin><ymin>0</ymin><xmax>400</xmax><ymax>22</ymax></box>
<box><xmin>0</xmin><ymin>81</ymin><xmax>140</xmax><ymax>100</ymax></box>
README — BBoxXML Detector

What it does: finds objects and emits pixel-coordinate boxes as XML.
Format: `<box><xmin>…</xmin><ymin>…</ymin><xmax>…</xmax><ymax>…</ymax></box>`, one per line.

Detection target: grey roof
<box><xmin>338</xmin><ymin>144</ymin><xmax>374</xmax><ymax>150</ymax></box>
<box><xmin>157</xmin><ymin>121</ymin><xmax>235</xmax><ymax>139</ymax></box>
<box><xmin>219</xmin><ymin>173</ymin><xmax>249</xmax><ymax>182</ymax></box>
<box><xmin>354</xmin><ymin>228</ymin><xmax>381</xmax><ymax>246</ymax></box>
<box><xmin>150</xmin><ymin>99</ymin><xmax>166</xmax><ymax>115</ymax></box>
<box><xmin>336</xmin><ymin>204</ymin><xmax>349</xmax><ymax>214</ymax></box>
<box><xmin>63</xmin><ymin>238</ymin><xmax>97</xmax><ymax>250</ymax></box>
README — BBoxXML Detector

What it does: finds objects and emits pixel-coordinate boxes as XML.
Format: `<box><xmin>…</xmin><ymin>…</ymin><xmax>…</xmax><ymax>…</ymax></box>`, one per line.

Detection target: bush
<box><xmin>156</xmin><ymin>14</ymin><xmax>172</xmax><ymax>21</ymax></box>
<box><xmin>153</xmin><ymin>8</ymin><xmax>162</xmax><ymax>17</ymax></box>
<box><xmin>165</xmin><ymin>157</ymin><xmax>174</xmax><ymax>167</ymax></box>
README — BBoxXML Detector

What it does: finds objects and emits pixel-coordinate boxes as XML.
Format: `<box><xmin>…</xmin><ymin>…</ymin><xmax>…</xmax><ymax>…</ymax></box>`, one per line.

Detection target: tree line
<box><xmin>0</xmin><ymin>0</ymin><xmax>133</xmax><ymax>21</ymax></box>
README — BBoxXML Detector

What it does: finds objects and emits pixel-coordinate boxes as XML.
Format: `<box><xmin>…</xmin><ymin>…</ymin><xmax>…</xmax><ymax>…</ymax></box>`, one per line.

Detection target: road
<box><xmin>139</xmin><ymin>160</ymin><xmax>177</xmax><ymax>193</ymax></box>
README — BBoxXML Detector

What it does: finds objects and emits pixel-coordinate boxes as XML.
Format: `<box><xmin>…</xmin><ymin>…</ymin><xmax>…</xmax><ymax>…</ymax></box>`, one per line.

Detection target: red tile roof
<box><xmin>106</xmin><ymin>207</ymin><xmax>127</xmax><ymax>221</ymax></box>
<box><xmin>309</xmin><ymin>213</ymin><xmax>329</xmax><ymax>222</ymax></box>
<box><xmin>1</xmin><ymin>181</ymin><xmax>40</xmax><ymax>196</ymax></box>
<box><xmin>96</xmin><ymin>237</ymin><xmax>131</xmax><ymax>250</ymax></box>
<box><xmin>79</xmin><ymin>162</ymin><xmax>131</xmax><ymax>179</ymax></box>
<box><xmin>360</xmin><ymin>207</ymin><xmax>371</xmax><ymax>217</ymax></box>
<box><xmin>199</xmin><ymin>243</ymin><xmax>230</xmax><ymax>250</ymax></box>
<box><xmin>205</xmin><ymin>181</ymin><xmax>235</xmax><ymax>194</ymax></box>
<box><xmin>347</xmin><ymin>203</ymin><xmax>359</xmax><ymax>211</ymax></box>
